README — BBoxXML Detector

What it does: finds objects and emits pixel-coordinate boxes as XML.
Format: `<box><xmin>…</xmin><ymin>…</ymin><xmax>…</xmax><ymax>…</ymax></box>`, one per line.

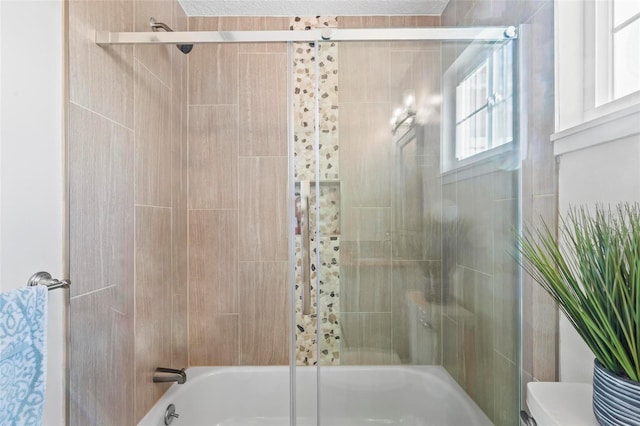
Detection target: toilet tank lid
<box><xmin>527</xmin><ymin>382</ymin><xmax>598</xmax><ymax>426</ymax></box>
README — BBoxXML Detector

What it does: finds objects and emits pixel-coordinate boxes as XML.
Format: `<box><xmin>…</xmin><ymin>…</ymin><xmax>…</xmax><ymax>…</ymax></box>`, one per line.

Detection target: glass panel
<box><xmin>492</xmin><ymin>42</ymin><xmax>514</xmax><ymax>148</ymax></box>
<box><xmin>312</xmin><ymin>37</ymin><xmax>521</xmax><ymax>426</ymax></box>
<box><xmin>456</xmin><ymin>119</ymin><xmax>471</xmax><ymax>159</ymax></box>
<box><xmin>614</xmin><ymin>19</ymin><xmax>640</xmax><ymax>99</ymax></box>
<box><xmin>472</xmin><ymin>108</ymin><xmax>489</xmax><ymax>154</ymax></box>
<box><xmin>493</xmin><ymin>100</ymin><xmax>514</xmax><ymax>148</ymax></box>
<box><xmin>456</xmin><ymin>61</ymin><xmax>489</xmax><ymax>122</ymax></box>
<box><xmin>475</xmin><ymin>62</ymin><xmax>489</xmax><ymax>111</ymax></box>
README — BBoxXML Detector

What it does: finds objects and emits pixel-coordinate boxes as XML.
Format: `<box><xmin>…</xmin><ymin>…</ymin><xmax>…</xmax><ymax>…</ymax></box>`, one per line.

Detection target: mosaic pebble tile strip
<box><xmin>295</xmin><ymin>236</ymin><xmax>341</xmax><ymax>365</ymax></box>
<box><xmin>292</xmin><ymin>17</ymin><xmax>339</xmax><ymax>181</ymax></box>
<box><xmin>309</xmin><ymin>182</ymin><xmax>341</xmax><ymax>236</ymax></box>
<box><xmin>292</xmin><ymin>16</ymin><xmax>341</xmax><ymax>365</ymax></box>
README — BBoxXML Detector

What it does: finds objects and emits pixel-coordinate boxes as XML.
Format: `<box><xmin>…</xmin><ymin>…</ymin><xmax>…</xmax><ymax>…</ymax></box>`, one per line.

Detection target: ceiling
<box><xmin>178</xmin><ymin>0</ymin><xmax>450</xmax><ymax>16</ymax></box>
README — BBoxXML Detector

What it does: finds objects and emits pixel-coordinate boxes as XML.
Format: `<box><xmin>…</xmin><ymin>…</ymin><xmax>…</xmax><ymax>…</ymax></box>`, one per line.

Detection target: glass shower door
<box><xmin>304</xmin><ymin>35</ymin><xmax>522</xmax><ymax>426</ymax></box>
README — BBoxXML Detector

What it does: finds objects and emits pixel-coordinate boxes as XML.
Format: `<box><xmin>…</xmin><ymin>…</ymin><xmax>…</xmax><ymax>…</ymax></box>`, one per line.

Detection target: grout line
<box><xmin>496</xmin><ymin>349</ymin><xmax>518</xmax><ymax>366</ymax></box>
<box><xmin>134</xmin><ymin>58</ymin><xmax>172</xmax><ymax>92</ymax></box>
<box><xmin>132</xmin><ymin>0</ymin><xmax>138</xmax><ymax>407</ymax></box>
<box><xmin>238</xmin><ymin>51</ymin><xmax>288</xmax><ymax>56</ymax></box>
<box><xmin>68</xmin><ymin>285</ymin><xmax>117</xmax><ymax>301</ymax></box>
<box><xmin>69</xmin><ymin>101</ymin><xmax>133</xmax><ymax>132</ymax></box>
<box><xmin>532</xmin><ymin>192</ymin><xmax>557</xmax><ymax>198</ymax></box>
<box><xmin>188</xmin><ymin>208</ymin><xmax>239</xmax><ymax>211</ymax></box>
<box><xmin>493</xmin><ymin>346</ymin><xmax>517</xmax><ymax>366</ymax></box>
<box><xmin>237</xmin><ymin>155</ymin><xmax>288</xmax><ymax>159</ymax></box>
<box><xmin>134</xmin><ymin>204</ymin><xmax>172</xmax><ymax>210</ymax></box>
<box><xmin>346</xmin><ymin>206</ymin><xmax>393</xmax><ymax>209</ymax></box>
<box><xmin>188</xmin><ymin>103</ymin><xmax>239</xmax><ymax>107</ymax></box>
<box><xmin>186</xmin><ymin>13</ymin><xmax>191</xmax><ymax>369</ymax></box>
<box><xmin>112</xmin><ymin>307</ymin><xmax>126</xmax><ymax>317</ymax></box>
<box><xmin>457</xmin><ymin>265</ymin><xmax>493</xmax><ymax>278</ymax></box>
<box><xmin>236</xmin><ymin>37</ymin><xmax>242</xmax><ymax>367</ymax></box>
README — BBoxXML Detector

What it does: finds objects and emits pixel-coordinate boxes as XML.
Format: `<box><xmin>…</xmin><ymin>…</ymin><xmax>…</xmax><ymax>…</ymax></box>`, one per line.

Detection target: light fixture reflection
<box><xmin>391</xmin><ymin>93</ymin><xmax>417</xmax><ymax>135</ymax></box>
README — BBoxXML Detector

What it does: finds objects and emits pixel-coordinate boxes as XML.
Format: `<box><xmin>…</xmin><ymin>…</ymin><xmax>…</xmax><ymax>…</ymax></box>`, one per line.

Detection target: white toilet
<box><xmin>526</xmin><ymin>382</ymin><xmax>599</xmax><ymax>425</ymax></box>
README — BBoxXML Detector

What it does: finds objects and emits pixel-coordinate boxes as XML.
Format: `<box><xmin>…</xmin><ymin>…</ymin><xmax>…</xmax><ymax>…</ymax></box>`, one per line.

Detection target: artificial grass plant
<box><xmin>518</xmin><ymin>203</ymin><xmax>640</xmax><ymax>382</ymax></box>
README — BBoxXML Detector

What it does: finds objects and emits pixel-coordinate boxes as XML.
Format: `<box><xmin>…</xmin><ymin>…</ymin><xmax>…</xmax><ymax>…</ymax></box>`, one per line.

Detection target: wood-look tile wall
<box><xmin>440</xmin><ymin>1</ymin><xmax>557</xmax><ymax>425</ymax></box>
<box><xmin>336</xmin><ymin>16</ymin><xmax>442</xmax><ymax>365</ymax></box>
<box><xmin>68</xmin><ymin>0</ymin><xmax>188</xmax><ymax>423</ymax></box>
<box><xmin>187</xmin><ymin>17</ymin><xmax>290</xmax><ymax>366</ymax></box>
<box><xmin>69</xmin><ymin>7</ymin><xmax>551</xmax><ymax>422</ymax></box>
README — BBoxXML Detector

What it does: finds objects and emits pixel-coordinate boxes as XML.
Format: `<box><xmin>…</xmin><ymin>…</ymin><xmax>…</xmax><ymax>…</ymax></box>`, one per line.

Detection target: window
<box><xmin>593</xmin><ymin>0</ymin><xmax>640</xmax><ymax>105</ymax></box>
<box><xmin>553</xmin><ymin>0</ymin><xmax>640</xmax><ymax>158</ymax></box>
<box><xmin>580</xmin><ymin>0</ymin><xmax>640</xmax><ymax>120</ymax></box>
<box><xmin>442</xmin><ymin>40</ymin><xmax>515</xmax><ymax>171</ymax></box>
<box><xmin>455</xmin><ymin>44</ymin><xmax>513</xmax><ymax>160</ymax></box>
<box><xmin>610</xmin><ymin>0</ymin><xmax>640</xmax><ymax>100</ymax></box>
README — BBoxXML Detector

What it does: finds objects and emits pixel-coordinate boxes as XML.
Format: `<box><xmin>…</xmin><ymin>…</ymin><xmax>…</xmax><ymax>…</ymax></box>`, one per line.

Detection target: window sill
<box><xmin>552</xmin><ymin>103</ymin><xmax>640</xmax><ymax>157</ymax></box>
<box><xmin>441</xmin><ymin>145</ymin><xmax>519</xmax><ymax>184</ymax></box>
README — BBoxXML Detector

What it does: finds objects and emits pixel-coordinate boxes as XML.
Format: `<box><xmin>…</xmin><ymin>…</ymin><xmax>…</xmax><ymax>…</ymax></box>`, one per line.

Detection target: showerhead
<box><xmin>150</xmin><ymin>17</ymin><xmax>193</xmax><ymax>55</ymax></box>
<box><xmin>177</xmin><ymin>44</ymin><xmax>193</xmax><ymax>55</ymax></box>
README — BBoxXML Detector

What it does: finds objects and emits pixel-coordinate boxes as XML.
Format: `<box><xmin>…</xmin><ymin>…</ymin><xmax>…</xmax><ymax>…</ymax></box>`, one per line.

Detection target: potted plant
<box><xmin>518</xmin><ymin>203</ymin><xmax>640</xmax><ymax>425</ymax></box>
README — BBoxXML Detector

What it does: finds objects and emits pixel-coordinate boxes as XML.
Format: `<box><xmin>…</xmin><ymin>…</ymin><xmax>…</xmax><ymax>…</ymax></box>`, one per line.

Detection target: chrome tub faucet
<box><xmin>153</xmin><ymin>367</ymin><xmax>187</xmax><ymax>384</ymax></box>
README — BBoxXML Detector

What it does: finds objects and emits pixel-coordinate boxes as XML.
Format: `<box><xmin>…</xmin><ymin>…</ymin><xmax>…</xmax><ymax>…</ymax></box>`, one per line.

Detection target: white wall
<box><xmin>554</xmin><ymin>0</ymin><xmax>640</xmax><ymax>384</ymax></box>
<box><xmin>556</xmin><ymin>134</ymin><xmax>640</xmax><ymax>383</ymax></box>
<box><xmin>555</xmin><ymin>107</ymin><xmax>640</xmax><ymax>384</ymax></box>
<box><xmin>0</xmin><ymin>1</ymin><xmax>65</xmax><ymax>424</ymax></box>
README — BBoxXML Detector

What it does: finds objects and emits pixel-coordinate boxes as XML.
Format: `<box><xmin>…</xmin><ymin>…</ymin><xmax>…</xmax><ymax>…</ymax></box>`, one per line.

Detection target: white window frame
<box><xmin>553</xmin><ymin>0</ymin><xmax>640</xmax><ymax>158</ymax></box>
<box><xmin>558</xmin><ymin>0</ymin><xmax>640</xmax><ymax>130</ymax></box>
<box><xmin>442</xmin><ymin>40</ymin><xmax>517</xmax><ymax>173</ymax></box>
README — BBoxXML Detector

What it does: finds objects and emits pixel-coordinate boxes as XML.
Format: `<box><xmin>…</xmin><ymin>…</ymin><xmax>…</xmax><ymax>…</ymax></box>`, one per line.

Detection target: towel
<box><xmin>0</xmin><ymin>286</ymin><xmax>48</xmax><ymax>425</ymax></box>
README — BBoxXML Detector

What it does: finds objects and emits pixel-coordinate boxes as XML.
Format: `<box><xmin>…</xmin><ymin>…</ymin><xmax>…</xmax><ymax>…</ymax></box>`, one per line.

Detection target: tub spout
<box><xmin>153</xmin><ymin>367</ymin><xmax>187</xmax><ymax>384</ymax></box>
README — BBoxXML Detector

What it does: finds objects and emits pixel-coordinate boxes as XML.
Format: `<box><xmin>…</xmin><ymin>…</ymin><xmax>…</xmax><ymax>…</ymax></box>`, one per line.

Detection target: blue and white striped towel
<box><xmin>0</xmin><ymin>286</ymin><xmax>48</xmax><ymax>426</ymax></box>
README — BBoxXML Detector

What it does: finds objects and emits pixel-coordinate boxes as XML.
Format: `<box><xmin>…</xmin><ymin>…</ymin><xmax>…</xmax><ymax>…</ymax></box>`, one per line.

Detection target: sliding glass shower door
<box><xmin>70</xmin><ymin>14</ymin><xmax>524</xmax><ymax>426</ymax></box>
<box><xmin>292</xmin><ymin>31</ymin><xmax>523</xmax><ymax>426</ymax></box>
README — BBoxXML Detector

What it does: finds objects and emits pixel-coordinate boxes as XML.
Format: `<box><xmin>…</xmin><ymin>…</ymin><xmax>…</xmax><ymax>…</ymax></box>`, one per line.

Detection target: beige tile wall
<box><xmin>238</xmin><ymin>261</ymin><xmax>290</xmax><ymax>364</ymax></box>
<box><xmin>237</xmin><ymin>156</ymin><xmax>289</xmax><ymax>261</ymax></box>
<box><xmin>134</xmin><ymin>206</ymin><xmax>173</xmax><ymax>420</ymax></box>
<box><xmin>68</xmin><ymin>0</ymin><xmax>188</xmax><ymax>423</ymax></box>
<box><xmin>188</xmin><ymin>17</ymin><xmax>240</xmax><ymax>105</ymax></box>
<box><xmin>188</xmin><ymin>105</ymin><xmax>238</xmax><ymax>209</ymax></box>
<box><xmin>186</xmin><ymin>15</ymin><xmax>443</xmax><ymax>368</ymax></box>
<box><xmin>238</xmin><ymin>54</ymin><xmax>288</xmax><ymax>156</ymax></box>
<box><xmin>172</xmin><ymin>2</ymin><xmax>189</xmax><ymax>369</ymax></box>
<box><xmin>186</xmin><ymin>17</ymin><xmax>291</xmax><ymax>366</ymax></box>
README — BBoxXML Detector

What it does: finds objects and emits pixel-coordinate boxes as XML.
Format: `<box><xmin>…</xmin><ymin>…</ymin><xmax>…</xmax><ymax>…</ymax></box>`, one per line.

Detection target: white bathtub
<box><xmin>138</xmin><ymin>366</ymin><xmax>493</xmax><ymax>426</ymax></box>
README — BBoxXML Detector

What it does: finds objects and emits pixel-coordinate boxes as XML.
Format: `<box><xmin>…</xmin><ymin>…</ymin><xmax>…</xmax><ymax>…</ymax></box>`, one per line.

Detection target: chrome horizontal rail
<box><xmin>96</xmin><ymin>26</ymin><xmax>517</xmax><ymax>46</ymax></box>
<box><xmin>27</xmin><ymin>271</ymin><xmax>70</xmax><ymax>291</ymax></box>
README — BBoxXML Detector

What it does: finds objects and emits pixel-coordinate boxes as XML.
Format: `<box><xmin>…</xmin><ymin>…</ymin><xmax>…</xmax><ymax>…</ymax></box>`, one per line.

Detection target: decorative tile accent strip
<box><xmin>292</xmin><ymin>18</ymin><xmax>339</xmax><ymax>181</ymax></box>
<box><xmin>292</xmin><ymin>16</ymin><xmax>341</xmax><ymax>365</ymax></box>
<box><xmin>309</xmin><ymin>182</ymin><xmax>341</xmax><ymax>236</ymax></box>
<box><xmin>295</xmin><ymin>236</ymin><xmax>341</xmax><ymax>365</ymax></box>
<box><xmin>316</xmin><ymin>236</ymin><xmax>341</xmax><ymax>364</ymax></box>
<box><xmin>290</xmin><ymin>16</ymin><xmax>338</xmax><ymax>31</ymax></box>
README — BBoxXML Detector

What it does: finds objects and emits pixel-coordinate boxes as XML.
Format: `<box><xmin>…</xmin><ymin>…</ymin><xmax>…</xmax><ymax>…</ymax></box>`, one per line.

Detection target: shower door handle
<box><xmin>300</xmin><ymin>180</ymin><xmax>312</xmax><ymax>316</ymax></box>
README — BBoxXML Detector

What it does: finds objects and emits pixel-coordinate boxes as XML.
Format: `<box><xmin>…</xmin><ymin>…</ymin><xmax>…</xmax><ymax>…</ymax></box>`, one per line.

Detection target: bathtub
<box><xmin>138</xmin><ymin>366</ymin><xmax>493</xmax><ymax>426</ymax></box>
